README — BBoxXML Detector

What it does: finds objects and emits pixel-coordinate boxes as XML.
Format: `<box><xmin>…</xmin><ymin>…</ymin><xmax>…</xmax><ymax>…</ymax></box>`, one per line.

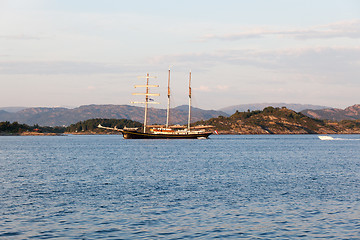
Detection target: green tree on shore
<box><xmin>66</xmin><ymin>118</ymin><xmax>142</xmax><ymax>132</ymax></box>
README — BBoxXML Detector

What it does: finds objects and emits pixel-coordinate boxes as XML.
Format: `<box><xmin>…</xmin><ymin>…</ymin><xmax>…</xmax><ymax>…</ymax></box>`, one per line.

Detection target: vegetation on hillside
<box><xmin>196</xmin><ymin>107</ymin><xmax>360</xmax><ymax>134</ymax></box>
<box><xmin>0</xmin><ymin>121</ymin><xmax>65</xmax><ymax>134</ymax></box>
<box><xmin>0</xmin><ymin>118</ymin><xmax>142</xmax><ymax>135</ymax></box>
<box><xmin>66</xmin><ymin>118</ymin><xmax>142</xmax><ymax>133</ymax></box>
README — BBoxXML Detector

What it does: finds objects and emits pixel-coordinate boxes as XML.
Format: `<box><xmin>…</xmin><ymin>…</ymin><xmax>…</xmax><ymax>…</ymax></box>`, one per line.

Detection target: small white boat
<box><xmin>318</xmin><ymin>136</ymin><xmax>335</xmax><ymax>140</ymax></box>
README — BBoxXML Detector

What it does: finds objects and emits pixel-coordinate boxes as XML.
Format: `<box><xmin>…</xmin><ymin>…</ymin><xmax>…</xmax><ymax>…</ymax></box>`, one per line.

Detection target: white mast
<box><xmin>166</xmin><ymin>68</ymin><xmax>171</xmax><ymax>128</ymax></box>
<box><xmin>143</xmin><ymin>73</ymin><xmax>149</xmax><ymax>133</ymax></box>
<box><xmin>131</xmin><ymin>73</ymin><xmax>159</xmax><ymax>133</ymax></box>
<box><xmin>188</xmin><ymin>70</ymin><xmax>192</xmax><ymax>131</ymax></box>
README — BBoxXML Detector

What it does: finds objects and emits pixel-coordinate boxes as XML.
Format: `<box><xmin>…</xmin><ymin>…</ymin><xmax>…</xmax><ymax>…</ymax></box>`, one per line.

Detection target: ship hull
<box><xmin>122</xmin><ymin>130</ymin><xmax>212</xmax><ymax>139</ymax></box>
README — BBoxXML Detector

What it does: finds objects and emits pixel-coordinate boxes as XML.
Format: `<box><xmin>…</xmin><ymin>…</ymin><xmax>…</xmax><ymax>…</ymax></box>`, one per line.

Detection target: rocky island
<box><xmin>196</xmin><ymin>107</ymin><xmax>360</xmax><ymax>134</ymax></box>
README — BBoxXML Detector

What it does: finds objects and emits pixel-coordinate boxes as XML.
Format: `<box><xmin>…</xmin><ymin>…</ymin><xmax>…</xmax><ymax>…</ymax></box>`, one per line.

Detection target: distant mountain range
<box><xmin>301</xmin><ymin>104</ymin><xmax>360</xmax><ymax>121</ymax></box>
<box><xmin>1</xmin><ymin>103</ymin><xmax>359</xmax><ymax>126</ymax></box>
<box><xmin>0</xmin><ymin>107</ymin><xmax>28</xmax><ymax>113</ymax></box>
<box><xmin>219</xmin><ymin>103</ymin><xmax>329</xmax><ymax>114</ymax></box>
<box><xmin>0</xmin><ymin>105</ymin><xmax>228</xmax><ymax>126</ymax></box>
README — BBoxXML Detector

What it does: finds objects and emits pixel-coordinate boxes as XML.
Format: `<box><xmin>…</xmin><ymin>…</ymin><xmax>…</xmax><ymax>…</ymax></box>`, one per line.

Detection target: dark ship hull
<box><xmin>122</xmin><ymin>130</ymin><xmax>212</xmax><ymax>139</ymax></box>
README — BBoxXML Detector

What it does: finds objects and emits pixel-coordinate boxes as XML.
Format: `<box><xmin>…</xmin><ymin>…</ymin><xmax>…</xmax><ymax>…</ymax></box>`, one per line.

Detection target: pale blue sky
<box><xmin>0</xmin><ymin>0</ymin><xmax>359</xmax><ymax>109</ymax></box>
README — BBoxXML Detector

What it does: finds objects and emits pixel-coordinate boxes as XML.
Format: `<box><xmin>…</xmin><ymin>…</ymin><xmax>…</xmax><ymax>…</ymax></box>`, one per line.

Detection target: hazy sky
<box><xmin>1</xmin><ymin>0</ymin><xmax>359</xmax><ymax>110</ymax></box>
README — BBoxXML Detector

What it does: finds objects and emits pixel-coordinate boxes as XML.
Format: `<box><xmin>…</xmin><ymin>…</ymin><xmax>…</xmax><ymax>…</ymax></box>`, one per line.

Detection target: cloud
<box><xmin>216</xmin><ymin>85</ymin><xmax>229</xmax><ymax>91</ymax></box>
<box><xmin>193</xmin><ymin>85</ymin><xmax>230</xmax><ymax>93</ymax></box>
<box><xmin>244</xmin><ymin>47</ymin><xmax>360</xmax><ymax>78</ymax></box>
<box><xmin>0</xmin><ymin>61</ymin><xmax>137</xmax><ymax>75</ymax></box>
<box><xmin>194</xmin><ymin>85</ymin><xmax>211</xmax><ymax>92</ymax></box>
<box><xmin>0</xmin><ymin>34</ymin><xmax>41</xmax><ymax>40</ymax></box>
<box><xmin>152</xmin><ymin>47</ymin><xmax>360</xmax><ymax>84</ymax></box>
<box><xmin>201</xmin><ymin>19</ymin><xmax>360</xmax><ymax>41</ymax></box>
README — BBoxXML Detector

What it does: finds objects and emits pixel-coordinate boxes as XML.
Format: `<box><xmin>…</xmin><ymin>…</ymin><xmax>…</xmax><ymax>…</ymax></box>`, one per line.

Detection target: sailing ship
<box><xmin>99</xmin><ymin>69</ymin><xmax>213</xmax><ymax>139</ymax></box>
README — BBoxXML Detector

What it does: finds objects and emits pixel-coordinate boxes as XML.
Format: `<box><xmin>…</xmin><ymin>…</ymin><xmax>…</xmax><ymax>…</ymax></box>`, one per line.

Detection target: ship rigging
<box><xmin>99</xmin><ymin>69</ymin><xmax>213</xmax><ymax>139</ymax></box>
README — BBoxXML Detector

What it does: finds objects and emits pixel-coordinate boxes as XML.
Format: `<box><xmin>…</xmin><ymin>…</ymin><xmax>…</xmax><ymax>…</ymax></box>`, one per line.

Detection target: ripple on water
<box><xmin>0</xmin><ymin>135</ymin><xmax>360</xmax><ymax>239</ymax></box>
<box><xmin>0</xmin><ymin>232</ymin><xmax>22</xmax><ymax>237</ymax></box>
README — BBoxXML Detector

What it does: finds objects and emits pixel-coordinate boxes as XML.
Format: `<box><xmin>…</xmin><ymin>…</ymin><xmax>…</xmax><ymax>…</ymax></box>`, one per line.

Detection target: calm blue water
<box><xmin>0</xmin><ymin>134</ymin><xmax>359</xmax><ymax>239</ymax></box>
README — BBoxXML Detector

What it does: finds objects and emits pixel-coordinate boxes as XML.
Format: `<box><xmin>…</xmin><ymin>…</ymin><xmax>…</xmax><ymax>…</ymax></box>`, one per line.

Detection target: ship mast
<box><xmin>166</xmin><ymin>68</ymin><xmax>171</xmax><ymax>128</ymax></box>
<box><xmin>144</xmin><ymin>73</ymin><xmax>150</xmax><ymax>132</ymax></box>
<box><xmin>188</xmin><ymin>70</ymin><xmax>192</xmax><ymax>131</ymax></box>
<box><xmin>131</xmin><ymin>73</ymin><xmax>159</xmax><ymax>133</ymax></box>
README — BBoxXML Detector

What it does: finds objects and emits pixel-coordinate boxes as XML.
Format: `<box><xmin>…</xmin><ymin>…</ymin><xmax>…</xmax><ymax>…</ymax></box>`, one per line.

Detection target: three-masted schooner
<box><xmin>102</xmin><ymin>69</ymin><xmax>213</xmax><ymax>139</ymax></box>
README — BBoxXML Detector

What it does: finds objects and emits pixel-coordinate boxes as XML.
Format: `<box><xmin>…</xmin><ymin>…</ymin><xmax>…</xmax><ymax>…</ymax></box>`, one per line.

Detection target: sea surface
<box><xmin>0</xmin><ymin>134</ymin><xmax>360</xmax><ymax>239</ymax></box>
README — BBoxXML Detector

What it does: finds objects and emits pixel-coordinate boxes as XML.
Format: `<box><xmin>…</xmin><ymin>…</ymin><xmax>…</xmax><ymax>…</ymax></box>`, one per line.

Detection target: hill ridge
<box><xmin>220</xmin><ymin>103</ymin><xmax>329</xmax><ymax>115</ymax></box>
<box><xmin>301</xmin><ymin>104</ymin><xmax>360</xmax><ymax>121</ymax></box>
<box><xmin>0</xmin><ymin>104</ymin><xmax>227</xmax><ymax>126</ymax></box>
<box><xmin>197</xmin><ymin>106</ymin><xmax>360</xmax><ymax>134</ymax></box>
